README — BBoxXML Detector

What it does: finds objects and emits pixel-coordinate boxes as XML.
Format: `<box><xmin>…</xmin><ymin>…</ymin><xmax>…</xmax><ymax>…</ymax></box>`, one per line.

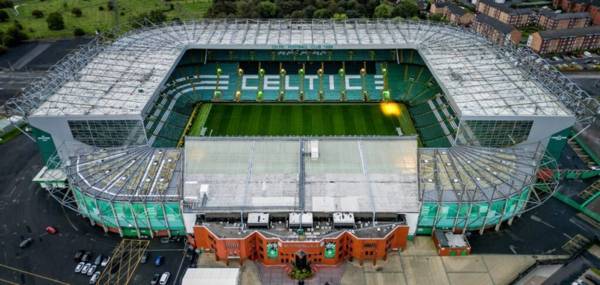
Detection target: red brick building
<box><xmin>552</xmin><ymin>0</ymin><xmax>600</xmax><ymax>25</ymax></box>
<box><xmin>430</xmin><ymin>2</ymin><xmax>476</xmax><ymax>25</ymax></box>
<box><xmin>476</xmin><ymin>0</ymin><xmax>536</xmax><ymax>27</ymax></box>
<box><xmin>538</xmin><ymin>10</ymin><xmax>591</xmax><ymax>30</ymax></box>
<box><xmin>193</xmin><ymin>223</ymin><xmax>410</xmax><ymax>266</ymax></box>
<box><xmin>473</xmin><ymin>13</ymin><xmax>523</xmax><ymax>45</ymax></box>
<box><xmin>527</xmin><ymin>25</ymin><xmax>600</xmax><ymax>53</ymax></box>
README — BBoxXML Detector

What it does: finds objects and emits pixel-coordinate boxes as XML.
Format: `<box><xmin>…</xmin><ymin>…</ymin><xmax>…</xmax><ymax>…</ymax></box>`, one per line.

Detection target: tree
<box><xmin>313</xmin><ymin>8</ymin><xmax>332</xmax><ymax>18</ymax></box>
<box><xmin>333</xmin><ymin>13</ymin><xmax>348</xmax><ymax>20</ymax></box>
<box><xmin>0</xmin><ymin>10</ymin><xmax>8</xmax><ymax>22</ymax></box>
<box><xmin>71</xmin><ymin>7</ymin><xmax>83</xmax><ymax>17</ymax></box>
<box><xmin>31</xmin><ymin>10</ymin><xmax>44</xmax><ymax>18</ymax></box>
<box><xmin>129</xmin><ymin>10</ymin><xmax>166</xmax><ymax>28</ymax></box>
<box><xmin>374</xmin><ymin>2</ymin><xmax>394</xmax><ymax>18</ymax></box>
<box><xmin>47</xmin><ymin>12</ymin><xmax>64</xmax><ymax>30</ymax></box>
<box><xmin>258</xmin><ymin>1</ymin><xmax>278</xmax><ymax>18</ymax></box>
<box><xmin>395</xmin><ymin>0</ymin><xmax>420</xmax><ymax>18</ymax></box>
<box><xmin>73</xmin><ymin>27</ymin><xmax>85</xmax><ymax>36</ymax></box>
<box><xmin>0</xmin><ymin>0</ymin><xmax>13</xmax><ymax>9</ymax></box>
<box><xmin>428</xmin><ymin>13</ymin><xmax>446</xmax><ymax>22</ymax></box>
<box><xmin>1</xmin><ymin>24</ymin><xmax>28</xmax><ymax>47</ymax></box>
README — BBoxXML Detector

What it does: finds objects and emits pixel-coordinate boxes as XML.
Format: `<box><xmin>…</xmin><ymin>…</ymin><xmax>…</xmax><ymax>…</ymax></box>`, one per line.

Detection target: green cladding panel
<box><xmin>546</xmin><ymin>128</ymin><xmax>570</xmax><ymax>161</ymax></box>
<box><xmin>30</xmin><ymin>127</ymin><xmax>58</xmax><ymax>167</ymax></box>
<box><xmin>72</xmin><ymin>188</ymin><xmax>185</xmax><ymax>237</ymax></box>
<box><xmin>417</xmin><ymin>189</ymin><xmax>530</xmax><ymax>232</ymax></box>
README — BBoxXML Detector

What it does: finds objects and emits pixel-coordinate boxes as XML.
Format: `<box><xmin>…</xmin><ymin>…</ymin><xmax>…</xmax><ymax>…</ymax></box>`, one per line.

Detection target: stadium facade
<box><xmin>4</xmin><ymin>19</ymin><xmax>599</xmax><ymax>265</ymax></box>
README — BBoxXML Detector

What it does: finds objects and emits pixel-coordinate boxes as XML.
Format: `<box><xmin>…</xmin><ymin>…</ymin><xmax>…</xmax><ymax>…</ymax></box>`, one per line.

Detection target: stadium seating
<box><xmin>142</xmin><ymin>49</ymin><xmax>458</xmax><ymax>147</ymax></box>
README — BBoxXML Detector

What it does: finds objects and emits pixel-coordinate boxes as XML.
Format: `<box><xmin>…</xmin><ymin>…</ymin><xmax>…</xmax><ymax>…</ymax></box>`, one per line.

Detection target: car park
<box><xmin>141</xmin><ymin>252</ymin><xmax>150</xmax><ymax>264</ymax></box>
<box><xmin>74</xmin><ymin>250</ymin><xmax>85</xmax><ymax>261</ymax></box>
<box><xmin>159</xmin><ymin>272</ymin><xmax>170</xmax><ymax>285</ymax></box>
<box><xmin>101</xmin><ymin>256</ymin><xmax>110</xmax><ymax>267</ymax></box>
<box><xmin>89</xmin><ymin>272</ymin><xmax>101</xmax><ymax>284</ymax></box>
<box><xmin>154</xmin><ymin>256</ymin><xmax>164</xmax><ymax>267</ymax></box>
<box><xmin>81</xmin><ymin>263</ymin><xmax>92</xmax><ymax>275</ymax></box>
<box><xmin>75</xmin><ymin>262</ymin><xmax>85</xmax><ymax>273</ymax></box>
<box><xmin>45</xmin><ymin>226</ymin><xmax>57</xmax><ymax>234</ymax></box>
<box><xmin>150</xmin><ymin>273</ymin><xmax>160</xmax><ymax>285</ymax></box>
<box><xmin>19</xmin><ymin>237</ymin><xmax>33</xmax><ymax>248</ymax></box>
<box><xmin>81</xmin><ymin>251</ymin><xmax>92</xmax><ymax>262</ymax></box>
<box><xmin>87</xmin><ymin>265</ymin><xmax>97</xmax><ymax>276</ymax></box>
<box><xmin>94</xmin><ymin>255</ymin><xmax>103</xmax><ymax>266</ymax></box>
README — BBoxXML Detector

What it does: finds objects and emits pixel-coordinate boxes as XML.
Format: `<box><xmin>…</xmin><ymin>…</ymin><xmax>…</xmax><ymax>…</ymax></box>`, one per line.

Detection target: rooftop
<box><xmin>6</xmin><ymin>19</ymin><xmax>581</xmax><ymax>119</ymax></box>
<box><xmin>183</xmin><ymin>137</ymin><xmax>420</xmax><ymax>214</ymax></box>
<box><xmin>474</xmin><ymin>13</ymin><xmax>516</xmax><ymax>34</ymax></box>
<box><xmin>538</xmin><ymin>25</ymin><xmax>600</xmax><ymax>39</ymax></box>
<box><xmin>66</xmin><ymin>146</ymin><xmax>182</xmax><ymax>201</ymax></box>
<box><xmin>539</xmin><ymin>10</ymin><xmax>591</xmax><ymax>19</ymax></box>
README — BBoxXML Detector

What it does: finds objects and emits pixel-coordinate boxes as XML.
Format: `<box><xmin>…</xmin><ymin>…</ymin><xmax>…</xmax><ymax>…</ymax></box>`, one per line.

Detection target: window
<box><xmin>68</xmin><ymin>120</ymin><xmax>146</xmax><ymax>147</ymax></box>
<box><xmin>457</xmin><ymin>120</ymin><xmax>533</xmax><ymax>147</ymax></box>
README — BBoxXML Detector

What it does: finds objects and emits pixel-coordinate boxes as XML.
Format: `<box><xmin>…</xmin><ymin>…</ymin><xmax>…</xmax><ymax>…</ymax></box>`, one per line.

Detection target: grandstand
<box><xmin>3</xmin><ymin>19</ymin><xmax>598</xmax><ymax>266</ymax></box>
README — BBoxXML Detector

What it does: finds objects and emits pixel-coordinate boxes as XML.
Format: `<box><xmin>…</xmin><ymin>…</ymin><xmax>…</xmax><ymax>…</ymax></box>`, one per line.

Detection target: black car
<box><xmin>150</xmin><ymin>273</ymin><xmax>160</xmax><ymax>285</ymax></box>
<box><xmin>81</xmin><ymin>251</ymin><xmax>93</xmax><ymax>262</ymax></box>
<box><xmin>74</xmin><ymin>250</ymin><xmax>84</xmax><ymax>261</ymax></box>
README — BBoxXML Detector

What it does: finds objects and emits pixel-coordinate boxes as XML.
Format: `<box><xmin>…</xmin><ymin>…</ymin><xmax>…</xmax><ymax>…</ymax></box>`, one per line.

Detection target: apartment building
<box><xmin>472</xmin><ymin>13</ymin><xmax>523</xmax><ymax>45</ymax></box>
<box><xmin>553</xmin><ymin>0</ymin><xmax>600</xmax><ymax>25</ymax></box>
<box><xmin>476</xmin><ymin>0</ymin><xmax>536</xmax><ymax>27</ymax></box>
<box><xmin>538</xmin><ymin>10</ymin><xmax>591</xmax><ymax>29</ymax></box>
<box><xmin>430</xmin><ymin>2</ymin><xmax>476</xmax><ymax>25</ymax></box>
<box><xmin>527</xmin><ymin>25</ymin><xmax>600</xmax><ymax>53</ymax></box>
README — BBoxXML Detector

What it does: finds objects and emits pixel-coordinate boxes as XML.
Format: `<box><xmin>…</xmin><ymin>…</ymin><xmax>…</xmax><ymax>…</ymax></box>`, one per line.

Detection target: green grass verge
<box><xmin>197</xmin><ymin>103</ymin><xmax>416</xmax><ymax>137</ymax></box>
<box><xmin>188</xmin><ymin>103</ymin><xmax>212</xmax><ymax>136</ymax></box>
<box><xmin>0</xmin><ymin>0</ymin><xmax>211</xmax><ymax>39</ymax></box>
<box><xmin>0</xmin><ymin>126</ymin><xmax>22</xmax><ymax>144</ymax></box>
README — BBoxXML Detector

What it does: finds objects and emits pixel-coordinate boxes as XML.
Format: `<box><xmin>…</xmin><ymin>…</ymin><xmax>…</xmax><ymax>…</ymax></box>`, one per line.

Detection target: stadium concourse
<box><xmin>3</xmin><ymin>19</ymin><xmax>598</xmax><ymax>266</ymax></box>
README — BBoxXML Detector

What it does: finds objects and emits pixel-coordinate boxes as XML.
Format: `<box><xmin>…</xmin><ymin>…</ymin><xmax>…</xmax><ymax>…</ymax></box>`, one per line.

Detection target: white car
<box><xmin>75</xmin><ymin>262</ymin><xmax>85</xmax><ymax>273</ymax></box>
<box><xmin>81</xmin><ymin>263</ymin><xmax>92</xmax><ymax>275</ymax></box>
<box><xmin>101</xmin><ymin>256</ymin><xmax>110</xmax><ymax>267</ymax></box>
<box><xmin>87</xmin><ymin>265</ymin><xmax>97</xmax><ymax>276</ymax></box>
<box><xmin>89</xmin><ymin>271</ymin><xmax>100</xmax><ymax>284</ymax></box>
<box><xmin>159</xmin><ymin>272</ymin><xmax>171</xmax><ymax>285</ymax></box>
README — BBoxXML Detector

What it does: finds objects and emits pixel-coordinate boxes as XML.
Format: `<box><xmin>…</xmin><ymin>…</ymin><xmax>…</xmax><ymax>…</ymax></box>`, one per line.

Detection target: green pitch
<box><xmin>189</xmin><ymin>103</ymin><xmax>417</xmax><ymax>137</ymax></box>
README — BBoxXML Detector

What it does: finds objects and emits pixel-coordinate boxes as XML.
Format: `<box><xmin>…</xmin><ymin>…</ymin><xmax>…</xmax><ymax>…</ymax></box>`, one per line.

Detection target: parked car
<box><xmin>94</xmin><ymin>255</ymin><xmax>103</xmax><ymax>266</ymax></box>
<box><xmin>81</xmin><ymin>251</ymin><xmax>92</xmax><ymax>262</ymax></box>
<box><xmin>154</xmin><ymin>256</ymin><xmax>164</xmax><ymax>267</ymax></box>
<box><xmin>19</xmin><ymin>237</ymin><xmax>33</xmax><ymax>249</ymax></box>
<box><xmin>75</xmin><ymin>262</ymin><xmax>85</xmax><ymax>273</ymax></box>
<box><xmin>150</xmin><ymin>273</ymin><xmax>160</xmax><ymax>285</ymax></box>
<box><xmin>87</xmin><ymin>265</ymin><xmax>97</xmax><ymax>276</ymax></box>
<box><xmin>141</xmin><ymin>252</ymin><xmax>150</xmax><ymax>264</ymax></box>
<box><xmin>101</xmin><ymin>256</ymin><xmax>110</xmax><ymax>267</ymax></box>
<box><xmin>74</xmin><ymin>250</ymin><xmax>85</xmax><ymax>261</ymax></box>
<box><xmin>81</xmin><ymin>263</ymin><xmax>92</xmax><ymax>275</ymax></box>
<box><xmin>89</xmin><ymin>272</ymin><xmax>101</xmax><ymax>284</ymax></box>
<box><xmin>159</xmin><ymin>272</ymin><xmax>170</xmax><ymax>285</ymax></box>
<box><xmin>45</xmin><ymin>226</ymin><xmax>57</xmax><ymax>234</ymax></box>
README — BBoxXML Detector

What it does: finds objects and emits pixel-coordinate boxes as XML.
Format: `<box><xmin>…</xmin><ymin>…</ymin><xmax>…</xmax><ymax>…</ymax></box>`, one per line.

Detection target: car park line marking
<box><xmin>0</xmin><ymin>263</ymin><xmax>69</xmax><ymax>284</ymax></box>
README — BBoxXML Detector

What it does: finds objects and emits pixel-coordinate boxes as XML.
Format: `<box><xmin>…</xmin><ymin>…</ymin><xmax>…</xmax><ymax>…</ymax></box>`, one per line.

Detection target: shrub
<box><xmin>31</xmin><ymin>10</ymin><xmax>44</xmax><ymax>18</ymax></box>
<box><xmin>98</xmin><ymin>6</ymin><xmax>104</xmax><ymax>11</ymax></box>
<box><xmin>107</xmin><ymin>1</ymin><xmax>114</xmax><ymax>11</ymax></box>
<box><xmin>1</xmin><ymin>24</ymin><xmax>28</xmax><ymax>47</ymax></box>
<box><xmin>0</xmin><ymin>44</ymin><xmax>7</xmax><ymax>55</ymax></box>
<box><xmin>46</xmin><ymin>12</ymin><xmax>65</xmax><ymax>30</ymax></box>
<box><xmin>0</xmin><ymin>10</ymin><xmax>8</xmax><ymax>22</ymax></box>
<box><xmin>71</xmin><ymin>7</ymin><xmax>82</xmax><ymax>17</ymax></box>
<box><xmin>73</xmin><ymin>27</ymin><xmax>85</xmax><ymax>36</ymax></box>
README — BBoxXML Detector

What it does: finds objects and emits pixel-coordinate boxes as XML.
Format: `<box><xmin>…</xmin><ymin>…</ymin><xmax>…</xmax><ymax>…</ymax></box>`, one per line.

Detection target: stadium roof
<box><xmin>66</xmin><ymin>146</ymin><xmax>183</xmax><ymax>201</ymax></box>
<box><xmin>183</xmin><ymin>137</ymin><xmax>421</xmax><ymax>214</ymax></box>
<box><xmin>8</xmin><ymin>19</ymin><xmax>592</xmax><ymax>121</ymax></box>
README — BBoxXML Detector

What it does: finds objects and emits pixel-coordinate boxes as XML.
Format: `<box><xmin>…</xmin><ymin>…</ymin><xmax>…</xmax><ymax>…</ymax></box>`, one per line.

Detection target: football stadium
<box><xmin>4</xmin><ymin>19</ymin><xmax>599</xmax><ymax>265</ymax></box>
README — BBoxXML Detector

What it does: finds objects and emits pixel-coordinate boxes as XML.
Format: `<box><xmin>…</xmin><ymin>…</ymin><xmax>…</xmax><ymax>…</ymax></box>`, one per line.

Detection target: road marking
<box><xmin>0</xmin><ymin>277</ymin><xmax>19</xmax><ymax>285</ymax></box>
<box><xmin>0</xmin><ymin>263</ymin><xmax>69</xmax><ymax>284</ymax></box>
